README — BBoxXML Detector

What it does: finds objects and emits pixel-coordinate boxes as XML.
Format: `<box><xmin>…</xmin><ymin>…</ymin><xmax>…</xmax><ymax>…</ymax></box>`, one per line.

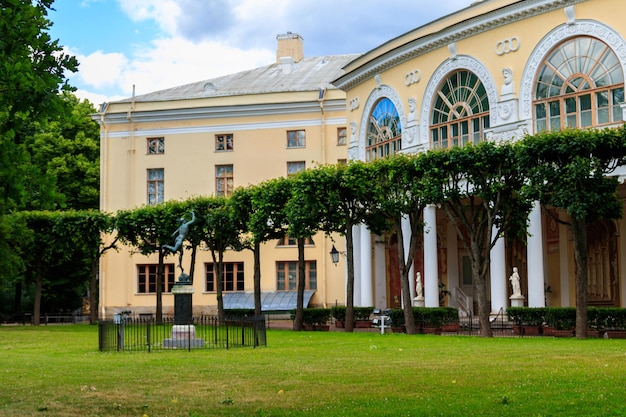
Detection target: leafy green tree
<box><xmin>288</xmin><ymin>162</ymin><xmax>374</xmax><ymax>332</ymax></box>
<box><xmin>27</xmin><ymin>93</ymin><xmax>100</xmax><ymax>210</ymax></box>
<box><xmin>0</xmin><ymin>0</ymin><xmax>78</xmax><ymax>214</ymax></box>
<box><xmin>366</xmin><ymin>155</ymin><xmax>432</xmax><ymax>334</ymax></box>
<box><xmin>520</xmin><ymin>127</ymin><xmax>626</xmax><ymax>338</ymax></box>
<box><xmin>198</xmin><ymin>196</ymin><xmax>245</xmax><ymax>323</ymax></box>
<box><xmin>115</xmin><ymin>204</ymin><xmax>183</xmax><ymax>323</ymax></box>
<box><xmin>426</xmin><ymin>141</ymin><xmax>531</xmax><ymax>337</ymax></box>
<box><xmin>231</xmin><ymin>179</ymin><xmax>291</xmax><ymax>319</ymax></box>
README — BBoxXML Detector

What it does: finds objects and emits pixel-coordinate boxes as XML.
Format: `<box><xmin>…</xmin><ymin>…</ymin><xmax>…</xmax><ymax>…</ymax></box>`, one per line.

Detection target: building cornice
<box><xmin>93</xmin><ymin>99</ymin><xmax>346</xmax><ymax>125</ymax></box>
<box><xmin>333</xmin><ymin>0</ymin><xmax>587</xmax><ymax>91</ymax></box>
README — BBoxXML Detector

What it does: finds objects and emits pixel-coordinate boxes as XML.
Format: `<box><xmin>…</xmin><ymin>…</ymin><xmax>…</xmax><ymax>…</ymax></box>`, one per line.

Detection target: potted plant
<box><xmin>300</xmin><ymin>308</ymin><xmax>331</xmax><ymax>331</ymax></box>
<box><xmin>388</xmin><ymin>309</ymin><xmax>405</xmax><ymax>333</ymax></box>
<box><xmin>545</xmin><ymin>307</ymin><xmax>575</xmax><ymax>337</ymax></box>
<box><xmin>331</xmin><ymin>306</ymin><xmax>346</xmax><ymax>328</ymax></box>
<box><xmin>441</xmin><ymin>307</ymin><xmax>460</xmax><ymax>332</ymax></box>
<box><xmin>420</xmin><ymin>307</ymin><xmax>445</xmax><ymax>335</ymax></box>
<box><xmin>605</xmin><ymin>308</ymin><xmax>626</xmax><ymax>338</ymax></box>
<box><xmin>354</xmin><ymin>307</ymin><xmax>374</xmax><ymax>328</ymax></box>
<box><xmin>507</xmin><ymin>307</ymin><xmax>545</xmax><ymax>336</ymax></box>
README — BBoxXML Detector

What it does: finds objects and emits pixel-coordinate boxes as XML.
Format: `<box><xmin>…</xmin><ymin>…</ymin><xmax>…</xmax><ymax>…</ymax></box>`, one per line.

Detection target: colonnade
<box><xmin>350</xmin><ymin>202</ymin><xmax>546</xmax><ymax>312</ymax></box>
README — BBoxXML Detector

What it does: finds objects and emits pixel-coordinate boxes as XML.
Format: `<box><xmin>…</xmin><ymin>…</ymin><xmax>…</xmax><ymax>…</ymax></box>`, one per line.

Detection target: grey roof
<box><xmin>117</xmin><ymin>54</ymin><xmax>360</xmax><ymax>103</ymax></box>
<box><xmin>223</xmin><ymin>291</ymin><xmax>316</xmax><ymax>312</ymax></box>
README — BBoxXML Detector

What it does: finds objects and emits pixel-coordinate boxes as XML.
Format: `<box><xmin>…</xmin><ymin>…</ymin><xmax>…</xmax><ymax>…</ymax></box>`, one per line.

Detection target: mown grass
<box><xmin>1</xmin><ymin>325</ymin><xmax>625</xmax><ymax>416</ymax></box>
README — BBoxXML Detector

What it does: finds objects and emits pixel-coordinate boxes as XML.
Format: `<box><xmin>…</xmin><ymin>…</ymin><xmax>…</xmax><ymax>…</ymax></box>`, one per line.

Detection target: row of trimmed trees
<box><xmin>7</xmin><ymin>127</ymin><xmax>626</xmax><ymax>336</ymax></box>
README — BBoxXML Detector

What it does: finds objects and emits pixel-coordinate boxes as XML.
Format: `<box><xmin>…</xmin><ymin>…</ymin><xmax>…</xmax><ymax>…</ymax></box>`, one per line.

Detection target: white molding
<box><xmin>520</xmin><ymin>20</ymin><xmax>626</xmax><ymax>120</ymax></box>
<box><xmin>103</xmin><ymin>117</ymin><xmax>347</xmax><ymax>139</ymax></box>
<box><xmin>334</xmin><ymin>0</ymin><xmax>587</xmax><ymax>91</ymax></box>
<box><xmin>419</xmin><ymin>55</ymin><xmax>498</xmax><ymax>147</ymax></box>
<box><xmin>355</xmin><ymin>85</ymin><xmax>406</xmax><ymax>161</ymax></box>
<box><xmin>96</xmin><ymin>99</ymin><xmax>347</xmax><ymax>125</ymax></box>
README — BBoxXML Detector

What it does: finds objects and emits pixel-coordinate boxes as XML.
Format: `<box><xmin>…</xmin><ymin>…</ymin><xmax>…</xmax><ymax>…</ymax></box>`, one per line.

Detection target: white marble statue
<box><xmin>501</xmin><ymin>67</ymin><xmax>515</xmax><ymax>97</ymax></box>
<box><xmin>416</xmin><ymin>272</ymin><xmax>423</xmax><ymax>298</ymax></box>
<box><xmin>509</xmin><ymin>267</ymin><xmax>522</xmax><ymax>296</ymax></box>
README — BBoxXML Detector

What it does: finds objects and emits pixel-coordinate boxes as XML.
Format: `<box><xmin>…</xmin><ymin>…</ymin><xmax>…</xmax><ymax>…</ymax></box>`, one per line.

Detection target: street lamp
<box><xmin>330</xmin><ymin>245</ymin><xmax>340</xmax><ymax>265</ymax></box>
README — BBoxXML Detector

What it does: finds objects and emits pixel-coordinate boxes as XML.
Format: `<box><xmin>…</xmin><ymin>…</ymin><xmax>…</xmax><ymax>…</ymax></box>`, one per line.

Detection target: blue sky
<box><xmin>47</xmin><ymin>0</ymin><xmax>473</xmax><ymax>106</ymax></box>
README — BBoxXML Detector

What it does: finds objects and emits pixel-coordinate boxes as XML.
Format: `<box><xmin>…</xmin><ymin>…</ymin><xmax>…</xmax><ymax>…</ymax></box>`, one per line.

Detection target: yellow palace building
<box><xmin>96</xmin><ymin>0</ymin><xmax>626</xmax><ymax>318</ymax></box>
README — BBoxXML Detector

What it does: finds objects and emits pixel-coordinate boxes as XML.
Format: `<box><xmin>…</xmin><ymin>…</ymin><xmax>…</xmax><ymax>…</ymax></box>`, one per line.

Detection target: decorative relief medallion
<box><xmin>349</xmin><ymin>97</ymin><xmax>360</xmax><ymax>111</ymax></box>
<box><xmin>404</xmin><ymin>70</ymin><xmax>421</xmax><ymax>86</ymax></box>
<box><xmin>495</xmin><ymin>37</ymin><xmax>520</xmax><ymax>55</ymax></box>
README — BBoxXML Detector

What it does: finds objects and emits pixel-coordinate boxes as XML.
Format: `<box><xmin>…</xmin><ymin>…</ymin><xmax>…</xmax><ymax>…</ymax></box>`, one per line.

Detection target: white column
<box><xmin>423</xmin><ymin>205</ymin><xmax>439</xmax><ymax>307</ymax></box>
<box><xmin>527</xmin><ymin>201</ymin><xmax>546</xmax><ymax>307</ymax></box>
<box><xmin>360</xmin><ymin>224</ymin><xmax>373</xmax><ymax>306</ymax></box>
<box><xmin>352</xmin><ymin>225</ymin><xmax>361</xmax><ymax>306</ymax></box>
<box><xmin>490</xmin><ymin>227</ymin><xmax>507</xmax><ymax>313</ymax></box>
<box><xmin>401</xmin><ymin>215</ymin><xmax>415</xmax><ymax>298</ymax></box>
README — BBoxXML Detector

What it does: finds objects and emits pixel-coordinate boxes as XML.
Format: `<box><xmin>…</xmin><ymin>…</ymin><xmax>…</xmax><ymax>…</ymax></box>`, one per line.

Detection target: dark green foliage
<box><xmin>544</xmin><ymin>307</ymin><xmax>576</xmax><ymax>330</ymax></box>
<box><xmin>506</xmin><ymin>307</ymin><xmax>547</xmax><ymax>326</ymax></box>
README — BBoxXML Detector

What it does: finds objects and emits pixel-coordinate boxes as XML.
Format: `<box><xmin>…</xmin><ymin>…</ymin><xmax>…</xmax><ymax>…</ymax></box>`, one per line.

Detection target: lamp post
<box><xmin>330</xmin><ymin>245</ymin><xmax>340</xmax><ymax>265</ymax></box>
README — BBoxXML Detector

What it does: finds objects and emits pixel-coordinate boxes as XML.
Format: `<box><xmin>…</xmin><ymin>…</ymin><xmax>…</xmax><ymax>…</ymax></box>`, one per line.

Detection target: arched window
<box><xmin>430</xmin><ymin>70</ymin><xmax>489</xmax><ymax>149</ymax></box>
<box><xmin>534</xmin><ymin>36</ymin><xmax>624</xmax><ymax>132</ymax></box>
<box><xmin>366</xmin><ymin>97</ymin><xmax>401</xmax><ymax>161</ymax></box>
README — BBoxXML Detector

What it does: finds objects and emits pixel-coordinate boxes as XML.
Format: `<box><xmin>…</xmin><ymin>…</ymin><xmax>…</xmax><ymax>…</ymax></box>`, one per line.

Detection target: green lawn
<box><xmin>1</xmin><ymin>325</ymin><xmax>625</xmax><ymax>416</ymax></box>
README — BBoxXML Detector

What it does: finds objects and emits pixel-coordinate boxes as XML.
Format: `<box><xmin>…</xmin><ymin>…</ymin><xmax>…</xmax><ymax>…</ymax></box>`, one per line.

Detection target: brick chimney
<box><xmin>276</xmin><ymin>32</ymin><xmax>304</xmax><ymax>64</ymax></box>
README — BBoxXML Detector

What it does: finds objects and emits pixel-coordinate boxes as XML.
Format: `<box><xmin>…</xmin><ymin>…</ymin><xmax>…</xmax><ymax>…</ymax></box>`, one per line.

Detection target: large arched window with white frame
<box><xmin>366</xmin><ymin>97</ymin><xmax>401</xmax><ymax>161</ymax></box>
<box><xmin>430</xmin><ymin>70</ymin><xmax>490</xmax><ymax>149</ymax></box>
<box><xmin>533</xmin><ymin>36</ymin><xmax>624</xmax><ymax>133</ymax></box>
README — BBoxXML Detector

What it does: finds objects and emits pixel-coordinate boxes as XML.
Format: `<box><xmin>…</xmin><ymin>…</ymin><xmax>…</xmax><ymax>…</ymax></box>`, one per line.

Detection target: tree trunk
<box><xmin>89</xmin><ymin>257</ymin><xmax>98</xmax><ymax>324</ymax></box>
<box><xmin>156</xmin><ymin>249</ymin><xmax>164</xmax><ymax>324</ymax></box>
<box><xmin>253</xmin><ymin>241</ymin><xmax>262</xmax><ymax>317</ymax></box>
<box><xmin>397</xmin><ymin>225</ymin><xmax>417</xmax><ymax>334</ymax></box>
<box><xmin>471</xmin><ymin>244</ymin><xmax>492</xmax><ymax>338</ymax></box>
<box><xmin>215</xmin><ymin>251</ymin><xmax>225</xmax><ymax>323</ymax></box>
<box><xmin>33</xmin><ymin>260</ymin><xmax>42</xmax><ymax>326</ymax></box>
<box><xmin>293</xmin><ymin>238</ymin><xmax>306</xmax><ymax>331</ymax></box>
<box><xmin>345</xmin><ymin>222</ymin><xmax>355</xmax><ymax>333</ymax></box>
<box><xmin>188</xmin><ymin>246</ymin><xmax>197</xmax><ymax>283</ymax></box>
<box><xmin>571</xmin><ymin>216</ymin><xmax>588</xmax><ymax>339</ymax></box>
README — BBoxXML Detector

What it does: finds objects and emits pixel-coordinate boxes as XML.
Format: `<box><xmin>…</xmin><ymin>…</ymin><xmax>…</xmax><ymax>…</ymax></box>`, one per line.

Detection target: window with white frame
<box><xmin>147</xmin><ymin>168</ymin><xmax>164</xmax><ymax>205</ymax></box>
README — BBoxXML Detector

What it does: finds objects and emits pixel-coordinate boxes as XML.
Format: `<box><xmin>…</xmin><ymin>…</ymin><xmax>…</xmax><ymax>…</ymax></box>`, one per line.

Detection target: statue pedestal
<box><xmin>509</xmin><ymin>294</ymin><xmax>525</xmax><ymax>307</ymax></box>
<box><xmin>413</xmin><ymin>296</ymin><xmax>425</xmax><ymax>307</ymax></box>
<box><xmin>164</xmin><ymin>282</ymin><xmax>205</xmax><ymax>349</ymax></box>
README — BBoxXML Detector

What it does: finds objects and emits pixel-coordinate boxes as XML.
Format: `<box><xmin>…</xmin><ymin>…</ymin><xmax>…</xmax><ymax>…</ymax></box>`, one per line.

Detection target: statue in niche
<box><xmin>509</xmin><ymin>267</ymin><xmax>522</xmax><ymax>296</ymax></box>
<box><xmin>501</xmin><ymin>67</ymin><xmax>515</xmax><ymax>97</ymax></box>
<box><xmin>405</xmin><ymin>98</ymin><xmax>418</xmax><ymax>144</ymax></box>
<box><xmin>415</xmin><ymin>272</ymin><xmax>423</xmax><ymax>298</ymax></box>
<box><xmin>349</xmin><ymin>121</ymin><xmax>357</xmax><ymax>145</ymax></box>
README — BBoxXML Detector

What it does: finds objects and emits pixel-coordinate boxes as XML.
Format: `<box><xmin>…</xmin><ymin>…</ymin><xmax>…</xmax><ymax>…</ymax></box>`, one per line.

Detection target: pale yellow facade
<box><xmin>335</xmin><ymin>0</ymin><xmax>626</xmax><ymax>312</ymax></box>
<box><xmin>97</xmin><ymin>0</ymin><xmax>626</xmax><ymax>317</ymax></box>
<box><xmin>96</xmin><ymin>34</ymin><xmax>354</xmax><ymax>317</ymax></box>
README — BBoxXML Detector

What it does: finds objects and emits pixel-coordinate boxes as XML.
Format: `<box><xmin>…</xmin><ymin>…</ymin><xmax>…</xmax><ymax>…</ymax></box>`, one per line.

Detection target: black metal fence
<box><xmin>98</xmin><ymin>315</ymin><xmax>266</xmax><ymax>352</ymax></box>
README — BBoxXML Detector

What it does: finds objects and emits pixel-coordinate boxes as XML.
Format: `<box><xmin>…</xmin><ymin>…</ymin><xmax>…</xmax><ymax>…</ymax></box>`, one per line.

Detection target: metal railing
<box><xmin>98</xmin><ymin>315</ymin><xmax>266</xmax><ymax>352</ymax></box>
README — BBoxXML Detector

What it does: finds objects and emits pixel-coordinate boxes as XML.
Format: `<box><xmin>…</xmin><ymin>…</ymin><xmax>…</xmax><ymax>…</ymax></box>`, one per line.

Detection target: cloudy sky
<box><xmin>48</xmin><ymin>0</ymin><xmax>474</xmax><ymax>106</ymax></box>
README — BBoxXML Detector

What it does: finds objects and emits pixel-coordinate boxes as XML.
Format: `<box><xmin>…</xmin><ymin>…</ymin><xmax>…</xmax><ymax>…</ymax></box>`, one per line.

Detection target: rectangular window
<box><xmin>276</xmin><ymin>236</ymin><xmax>314</xmax><ymax>246</ymax></box>
<box><xmin>205</xmin><ymin>262</ymin><xmax>244</xmax><ymax>292</ymax></box>
<box><xmin>147</xmin><ymin>168</ymin><xmax>164</xmax><ymax>205</ymax></box>
<box><xmin>287</xmin><ymin>130</ymin><xmax>305</xmax><ymax>148</ymax></box>
<box><xmin>147</xmin><ymin>137</ymin><xmax>164</xmax><ymax>154</ymax></box>
<box><xmin>216</xmin><ymin>165</ymin><xmax>234</xmax><ymax>196</ymax></box>
<box><xmin>215</xmin><ymin>134</ymin><xmax>234</xmax><ymax>151</ymax></box>
<box><xmin>337</xmin><ymin>127</ymin><xmax>347</xmax><ymax>145</ymax></box>
<box><xmin>337</xmin><ymin>159</ymin><xmax>347</xmax><ymax>166</ymax></box>
<box><xmin>276</xmin><ymin>261</ymin><xmax>317</xmax><ymax>291</ymax></box>
<box><xmin>287</xmin><ymin>161</ymin><xmax>305</xmax><ymax>177</ymax></box>
<box><xmin>137</xmin><ymin>264</ymin><xmax>175</xmax><ymax>293</ymax></box>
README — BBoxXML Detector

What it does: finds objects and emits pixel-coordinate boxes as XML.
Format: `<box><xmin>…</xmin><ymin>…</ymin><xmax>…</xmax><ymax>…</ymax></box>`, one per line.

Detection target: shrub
<box><xmin>330</xmin><ymin>306</ymin><xmax>346</xmax><ymax>321</ymax></box>
<box><xmin>604</xmin><ymin>308</ymin><xmax>626</xmax><ymax>330</ymax></box>
<box><xmin>354</xmin><ymin>307</ymin><xmax>374</xmax><ymax>321</ymax></box>
<box><xmin>506</xmin><ymin>307</ymin><xmax>546</xmax><ymax>326</ymax></box>
<box><xmin>388</xmin><ymin>309</ymin><xmax>405</xmax><ymax>327</ymax></box>
<box><xmin>301</xmin><ymin>308</ymin><xmax>331</xmax><ymax>326</ymax></box>
<box><xmin>442</xmin><ymin>307</ymin><xmax>459</xmax><ymax>324</ymax></box>
<box><xmin>544</xmin><ymin>307</ymin><xmax>576</xmax><ymax>330</ymax></box>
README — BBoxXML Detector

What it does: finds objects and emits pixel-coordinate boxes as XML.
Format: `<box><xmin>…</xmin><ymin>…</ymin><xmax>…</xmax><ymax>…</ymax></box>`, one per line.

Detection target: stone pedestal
<box><xmin>509</xmin><ymin>294</ymin><xmax>525</xmax><ymax>307</ymax></box>
<box><xmin>413</xmin><ymin>296</ymin><xmax>425</xmax><ymax>307</ymax></box>
<box><xmin>164</xmin><ymin>282</ymin><xmax>205</xmax><ymax>348</ymax></box>
<box><xmin>173</xmin><ymin>282</ymin><xmax>194</xmax><ymax>325</ymax></box>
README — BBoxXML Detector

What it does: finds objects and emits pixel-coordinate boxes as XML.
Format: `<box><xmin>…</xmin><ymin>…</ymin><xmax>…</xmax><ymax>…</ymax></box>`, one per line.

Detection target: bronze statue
<box><xmin>162</xmin><ymin>211</ymin><xmax>195</xmax><ymax>281</ymax></box>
